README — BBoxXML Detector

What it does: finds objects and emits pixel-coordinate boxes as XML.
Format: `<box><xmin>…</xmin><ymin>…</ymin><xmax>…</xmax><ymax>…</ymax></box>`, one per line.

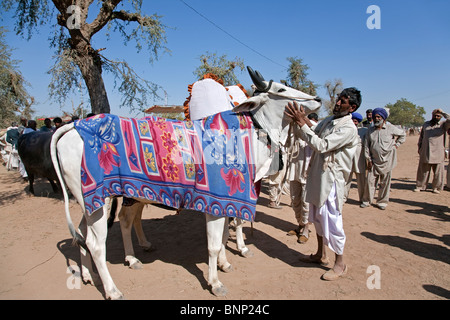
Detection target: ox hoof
<box><xmin>126</xmin><ymin>256</ymin><xmax>143</xmax><ymax>270</ymax></box>
<box><xmin>240</xmin><ymin>248</ymin><xmax>254</xmax><ymax>258</ymax></box>
<box><xmin>141</xmin><ymin>244</ymin><xmax>154</xmax><ymax>252</ymax></box>
<box><xmin>129</xmin><ymin>260</ymin><xmax>143</xmax><ymax>270</ymax></box>
<box><xmin>82</xmin><ymin>273</ymin><xmax>100</xmax><ymax>286</ymax></box>
<box><xmin>107</xmin><ymin>290</ymin><xmax>125</xmax><ymax>300</ymax></box>
<box><xmin>220</xmin><ymin>263</ymin><xmax>233</xmax><ymax>273</ymax></box>
<box><xmin>212</xmin><ymin>285</ymin><xmax>228</xmax><ymax>297</ymax></box>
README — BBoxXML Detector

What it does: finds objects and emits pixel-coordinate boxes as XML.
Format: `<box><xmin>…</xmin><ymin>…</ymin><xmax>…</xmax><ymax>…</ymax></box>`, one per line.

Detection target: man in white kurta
<box><xmin>285</xmin><ymin>87</ymin><xmax>361</xmax><ymax>281</ymax></box>
<box><xmin>414</xmin><ymin>109</ymin><xmax>450</xmax><ymax>193</ymax></box>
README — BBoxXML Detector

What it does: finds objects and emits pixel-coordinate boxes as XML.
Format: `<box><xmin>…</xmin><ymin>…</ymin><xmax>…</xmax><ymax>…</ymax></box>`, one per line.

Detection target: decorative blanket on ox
<box><xmin>74</xmin><ymin>111</ymin><xmax>258</xmax><ymax>221</ymax></box>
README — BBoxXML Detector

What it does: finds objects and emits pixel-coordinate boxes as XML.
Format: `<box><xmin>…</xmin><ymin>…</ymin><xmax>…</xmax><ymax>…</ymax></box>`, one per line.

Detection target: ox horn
<box><xmin>255</xmin><ymin>70</ymin><xmax>265</xmax><ymax>81</ymax></box>
<box><xmin>247</xmin><ymin>66</ymin><xmax>270</xmax><ymax>92</ymax></box>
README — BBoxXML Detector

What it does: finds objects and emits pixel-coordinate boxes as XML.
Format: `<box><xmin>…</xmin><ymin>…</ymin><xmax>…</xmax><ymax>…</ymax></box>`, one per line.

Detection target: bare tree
<box><xmin>324</xmin><ymin>79</ymin><xmax>343</xmax><ymax>115</ymax></box>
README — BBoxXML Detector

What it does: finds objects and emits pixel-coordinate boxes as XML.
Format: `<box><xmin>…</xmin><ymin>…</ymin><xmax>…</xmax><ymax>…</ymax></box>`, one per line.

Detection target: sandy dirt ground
<box><xmin>0</xmin><ymin>134</ymin><xmax>449</xmax><ymax>301</ymax></box>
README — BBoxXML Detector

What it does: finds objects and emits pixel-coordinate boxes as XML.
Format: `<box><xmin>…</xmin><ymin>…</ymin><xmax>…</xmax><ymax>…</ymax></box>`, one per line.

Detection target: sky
<box><xmin>1</xmin><ymin>0</ymin><xmax>450</xmax><ymax>120</ymax></box>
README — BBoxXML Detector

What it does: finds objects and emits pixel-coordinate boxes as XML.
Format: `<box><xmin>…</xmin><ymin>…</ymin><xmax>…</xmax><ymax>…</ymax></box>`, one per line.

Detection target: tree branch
<box><xmin>111</xmin><ymin>10</ymin><xmax>159</xmax><ymax>27</ymax></box>
<box><xmin>87</xmin><ymin>0</ymin><xmax>122</xmax><ymax>36</ymax></box>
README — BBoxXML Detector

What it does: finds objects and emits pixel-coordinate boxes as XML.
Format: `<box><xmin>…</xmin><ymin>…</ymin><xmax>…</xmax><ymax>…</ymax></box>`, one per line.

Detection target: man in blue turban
<box><xmin>351</xmin><ymin>112</ymin><xmax>363</xmax><ymax>125</ymax></box>
<box><xmin>361</xmin><ymin>108</ymin><xmax>405</xmax><ymax>210</ymax></box>
<box><xmin>372</xmin><ymin>108</ymin><xmax>388</xmax><ymax>123</ymax></box>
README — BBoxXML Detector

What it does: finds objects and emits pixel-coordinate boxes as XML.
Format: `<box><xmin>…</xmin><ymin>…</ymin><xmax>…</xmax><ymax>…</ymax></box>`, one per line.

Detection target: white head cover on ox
<box><xmin>227</xmin><ymin>85</ymin><xmax>248</xmax><ymax>106</ymax></box>
<box><xmin>189</xmin><ymin>79</ymin><xmax>234</xmax><ymax>121</ymax></box>
<box><xmin>187</xmin><ymin>78</ymin><xmax>249</xmax><ymax>121</ymax></box>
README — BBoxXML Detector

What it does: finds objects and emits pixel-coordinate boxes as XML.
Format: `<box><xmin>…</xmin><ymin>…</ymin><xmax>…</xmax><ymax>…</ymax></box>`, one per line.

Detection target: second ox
<box><xmin>18</xmin><ymin>131</ymin><xmax>60</xmax><ymax>195</ymax></box>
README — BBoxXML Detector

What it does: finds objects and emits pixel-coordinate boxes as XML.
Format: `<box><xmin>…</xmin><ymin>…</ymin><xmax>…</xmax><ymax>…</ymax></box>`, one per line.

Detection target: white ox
<box><xmin>50</xmin><ymin>67</ymin><xmax>321</xmax><ymax>299</ymax></box>
<box><xmin>115</xmin><ymin>76</ymin><xmax>251</xmax><ymax>270</ymax></box>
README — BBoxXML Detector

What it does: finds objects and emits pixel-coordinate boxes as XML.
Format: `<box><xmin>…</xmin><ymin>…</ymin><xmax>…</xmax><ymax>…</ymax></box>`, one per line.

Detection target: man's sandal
<box><xmin>287</xmin><ymin>228</ymin><xmax>300</xmax><ymax>236</ymax></box>
<box><xmin>321</xmin><ymin>265</ymin><xmax>348</xmax><ymax>281</ymax></box>
<box><xmin>297</xmin><ymin>234</ymin><xmax>309</xmax><ymax>244</ymax></box>
<box><xmin>268</xmin><ymin>202</ymin><xmax>282</xmax><ymax>209</ymax></box>
<box><xmin>297</xmin><ymin>227</ymin><xmax>310</xmax><ymax>244</ymax></box>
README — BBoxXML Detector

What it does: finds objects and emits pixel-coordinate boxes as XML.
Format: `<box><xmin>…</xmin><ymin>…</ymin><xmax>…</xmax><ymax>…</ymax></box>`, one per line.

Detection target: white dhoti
<box><xmin>309</xmin><ymin>183</ymin><xmax>346</xmax><ymax>255</ymax></box>
<box><xmin>6</xmin><ymin>147</ymin><xmax>19</xmax><ymax>170</ymax></box>
<box><xmin>19</xmin><ymin>158</ymin><xmax>28</xmax><ymax>178</ymax></box>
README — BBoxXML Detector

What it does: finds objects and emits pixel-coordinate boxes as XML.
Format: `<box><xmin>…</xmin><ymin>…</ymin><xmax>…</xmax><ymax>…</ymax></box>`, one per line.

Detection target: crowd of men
<box><xmin>0</xmin><ymin>115</ymin><xmax>85</xmax><ymax>178</ymax></box>
<box><xmin>283</xmin><ymin>93</ymin><xmax>449</xmax><ymax>281</ymax></box>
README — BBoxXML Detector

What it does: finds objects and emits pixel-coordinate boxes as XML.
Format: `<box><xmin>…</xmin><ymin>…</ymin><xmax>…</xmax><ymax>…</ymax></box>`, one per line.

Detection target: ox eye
<box><xmin>278</xmin><ymin>88</ymin><xmax>287</xmax><ymax>93</ymax></box>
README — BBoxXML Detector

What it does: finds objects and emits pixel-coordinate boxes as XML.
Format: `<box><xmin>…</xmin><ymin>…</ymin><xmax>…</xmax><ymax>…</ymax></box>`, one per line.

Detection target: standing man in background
<box><xmin>344</xmin><ymin>112</ymin><xmax>368</xmax><ymax>204</ymax></box>
<box><xmin>286</xmin><ymin>113</ymin><xmax>318</xmax><ymax>244</ymax></box>
<box><xmin>362</xmin><ymin>109</ymin><xmax>373</xmax><ymax>128</ymax></box>
<box><xmin>361</xmin><ymin>108</ymin><xmax>405</xmax><ymax>210</ymax></box>
<box><xmin>414</xmin><ymin>109</ymin><xmax>450</xmax><ymax>194</ymax></box>
<box><xmin>40</xmin><ymin>118</ymin><xmax>55</xmax><ymax>132</ymax></box>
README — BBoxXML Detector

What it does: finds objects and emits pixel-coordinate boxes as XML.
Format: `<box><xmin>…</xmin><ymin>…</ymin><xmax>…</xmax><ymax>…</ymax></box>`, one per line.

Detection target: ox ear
<box><xmin>232</xmin><ymin>93</ymin><xmax>269</xmax><ymax>113</ymax></box>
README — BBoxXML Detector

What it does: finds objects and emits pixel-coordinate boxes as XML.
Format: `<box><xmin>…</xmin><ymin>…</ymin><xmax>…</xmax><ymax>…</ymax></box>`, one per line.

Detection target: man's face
<box><xmin>366</xmin><ymin>112</ymin><xmax>372</xmax><ymax>121</ymax></box>
<box><xmin>373</xmin><ymin>114</ymin><xmax>385</xmax><ymax>127</ymax></box>
<box><xmin>334</xmin><ymin>95</ymin><xmax>356</xmax><ymax>118</ymax></box>
<box><xmin>352</xmin><ymin>119</ymin><xmax>360</xmax><ymax>126</ymax></box>
<box><xmin>431</xmin><ymin>113</ymin><xmax>442</xmax><ymax>124</ymax></box>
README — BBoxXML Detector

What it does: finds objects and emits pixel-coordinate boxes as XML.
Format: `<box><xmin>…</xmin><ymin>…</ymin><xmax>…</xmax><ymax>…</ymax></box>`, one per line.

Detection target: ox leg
<box><xmin>85</xmin><ymin>201</ymin><xmax>123</xmax><ymax>300</ymax></box>
<box><xmin>118</xmin><ymin>201</ymin><xmax>150</xmax><ymax>270</ymax></box>
<box><xmin>133</xmin><ymin>205</ymin><xmax>152</xmax><ymax>251</ymax></box>
<box><xmin>205</xmin><ymin>214</ymin><xmax>228</xmax><ymax>297</ymax></box>
<box><xmin>219</xmin><ymin>217</ymin><xmax>233</xmax><ymax>272</ymax></box>
<box><xmin>78</xmin><ymin>215</ymin><xmax>100</xmax><ymax>285</ymax></box>
<box><xmin>48</xmin><ymin>179</ymin><xmax>59</xmax><ymax>193</ymax></box>
<box><xmin>234</xmin><ymin>218</ymin><xmax>253</xmax><ymax>258</ymax></box>
<box><xmin>28</xmin><ymin>174</ymin><xmax>35</xmax><ymax>195</ymax></box>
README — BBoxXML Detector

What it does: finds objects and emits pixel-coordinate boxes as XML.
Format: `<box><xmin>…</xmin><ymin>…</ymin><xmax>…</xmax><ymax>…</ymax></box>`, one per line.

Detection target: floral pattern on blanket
<box><xmin>74</xmin><ymin>111</ymin><xmax>258</xmax><ymax>221</ymax></box>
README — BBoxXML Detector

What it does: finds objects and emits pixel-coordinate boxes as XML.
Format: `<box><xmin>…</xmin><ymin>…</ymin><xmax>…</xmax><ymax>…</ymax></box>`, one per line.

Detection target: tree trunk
<box><xmin>79</xmin><ymin>55</ymin><xmax>110</xmax><ymax>114</ymax></box>
<box><xmin>52</xmin><ymin>0</ymin><xmax>111</xmax><ymax>114</ymax></box>
<box><xmin>73</xmin><ymin>42</ymin><xmax>111</xmax><ymax>114</ymax></box>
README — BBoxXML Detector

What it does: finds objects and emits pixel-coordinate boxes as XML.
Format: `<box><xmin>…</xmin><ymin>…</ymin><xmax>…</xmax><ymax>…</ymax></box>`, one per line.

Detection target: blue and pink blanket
<box><xmin>74</xmin><ymin>111</ymin><xmax>258</xmax><ymax>221</ymax></box>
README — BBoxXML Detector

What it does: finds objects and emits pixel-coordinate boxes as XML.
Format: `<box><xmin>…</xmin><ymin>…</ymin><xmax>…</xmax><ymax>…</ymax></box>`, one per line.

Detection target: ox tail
<box><xmin>50</xmin><ymin>124</ymin><xmax>87</xmax><ymax>250</ymax></box>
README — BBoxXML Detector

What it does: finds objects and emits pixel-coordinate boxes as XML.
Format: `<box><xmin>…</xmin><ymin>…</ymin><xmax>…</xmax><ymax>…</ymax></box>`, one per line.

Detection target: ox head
<box><xmin>233</xmin><ymin>66</ymin><xmax>322</xmax><ymax>147</ymax></box>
